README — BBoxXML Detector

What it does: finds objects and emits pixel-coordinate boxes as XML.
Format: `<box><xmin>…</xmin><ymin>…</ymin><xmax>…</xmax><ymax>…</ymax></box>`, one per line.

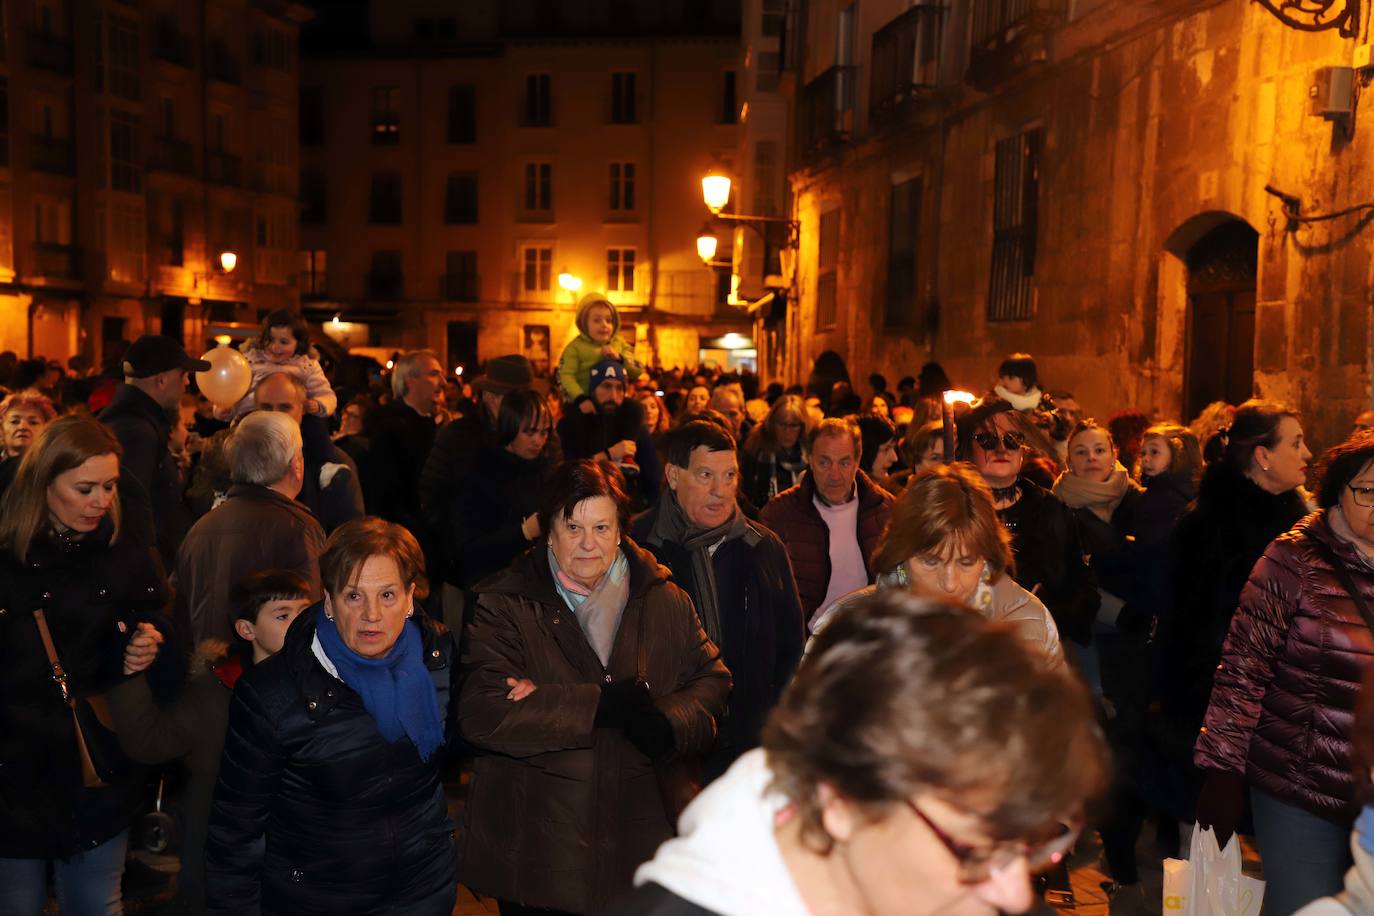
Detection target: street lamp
<box><xmin>218</xmin><ymin>250</ymin><xmax>237</xmax><ymax>273</ymax></box>
<box><xmin>695</xmin><ymin>226</ymin><xmax>719</xmax><ymax>263</ymax></box>
<box><xmin>557</xmin><ymin>271</ymin><xmax>582</xmax><ymax>292</ymax></box>
<box><xmin>702</xmin><ymin>169</ymin><xmax>732</xmax><ymax>215</ymax></box>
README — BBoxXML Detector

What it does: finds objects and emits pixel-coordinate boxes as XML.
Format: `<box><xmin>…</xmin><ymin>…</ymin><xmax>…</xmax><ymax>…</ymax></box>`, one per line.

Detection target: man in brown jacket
<box><xmin>759</xmin><ymin>418</ymin><xmax>893</xmax><ymax>626</ymax></box>
<box><xmin>172</xmin><ymin>411</ymin><xmax>325</xmax><ymax>646</ymax></box>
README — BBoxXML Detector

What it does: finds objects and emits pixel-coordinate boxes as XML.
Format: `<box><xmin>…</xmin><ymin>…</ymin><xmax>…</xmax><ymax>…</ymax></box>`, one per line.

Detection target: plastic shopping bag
<box><xmin>1162</xmin><ymin>856</ymin><xmax>1191</xmax><ymax>912</ymax></box>
<box><xmin>1238</xmin><ymin>875</ymin><xmax>1265</xmax><ymax>916</ymax></box>
<box><xmin>1185</xmin><ymin>824</ymin><xmax>1244</xmax><ymax>916</ymax></box>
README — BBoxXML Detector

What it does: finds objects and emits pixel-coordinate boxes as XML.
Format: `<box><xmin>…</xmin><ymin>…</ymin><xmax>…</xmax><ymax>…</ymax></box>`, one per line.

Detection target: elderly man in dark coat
<box><xmin>632</xmin><ymin>420</ymin><xmax>804</xmax><ymax>780</ymax></box>
<box><xmin>173</xmin><ymin>411</ymin><xmax>325</xmax><ymax>646</ymax></box>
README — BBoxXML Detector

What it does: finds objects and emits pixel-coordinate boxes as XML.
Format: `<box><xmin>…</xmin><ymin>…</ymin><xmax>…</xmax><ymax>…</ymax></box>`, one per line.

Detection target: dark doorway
<box><xmin>100</xmin><ymin>316</ymin><xmax>127</xmax><ymax>363</ymax></box>
<box><xmin>160</xmin><ymin>297</ymin><xmax>187</xmax><ymax>344</ymax></box>
<box><xmin>1185</xmin><ymin>221</ymin><xmax>1258</xmax><ymax>422</ymax></box>
<box><xmin>446</xmin><ymin>320</ymin><xmax>478</xmax><ymax>372</ymax></box>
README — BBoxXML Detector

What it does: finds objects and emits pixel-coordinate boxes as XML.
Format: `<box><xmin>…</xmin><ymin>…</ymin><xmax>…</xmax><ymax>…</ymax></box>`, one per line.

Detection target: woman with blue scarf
<box><xmin>206</xmin><ymin>517</ymin><xmax>457</xmax><ymax>914</ymax></box>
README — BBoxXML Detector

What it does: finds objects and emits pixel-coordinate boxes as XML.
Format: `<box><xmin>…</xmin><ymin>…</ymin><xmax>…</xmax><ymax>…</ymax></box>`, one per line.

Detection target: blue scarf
<box><xmin>1358</xmin><ymin>805</ymin><xmax>1374</xmax><ymax>858</ymax></box>
<box><xmin>314</xmin><ymin>607</ymin><xmax>445</xmax><ymax>761</ymax></box>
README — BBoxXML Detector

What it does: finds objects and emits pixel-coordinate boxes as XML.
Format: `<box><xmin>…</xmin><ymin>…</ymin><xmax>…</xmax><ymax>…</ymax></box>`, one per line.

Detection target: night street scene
<box><xmin>13</xmin><ymin>0</ymin><xmax>1374</xmax><ymax>913</ymax></box>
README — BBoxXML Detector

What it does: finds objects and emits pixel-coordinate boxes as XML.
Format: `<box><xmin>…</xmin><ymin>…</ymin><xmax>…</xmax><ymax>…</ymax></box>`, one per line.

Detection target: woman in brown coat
<box><xmin>459</xmin><ymin>459</ymin><xmax>731</xmax><ymax>916</ymax></box>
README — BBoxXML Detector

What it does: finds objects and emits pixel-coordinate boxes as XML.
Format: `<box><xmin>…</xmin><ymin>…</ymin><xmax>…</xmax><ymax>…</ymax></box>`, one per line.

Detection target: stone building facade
<box><xmin>780</xmin><ymin>0</ymin><xmax>1374</xmax><ymax>449</ymax></box>
<box><xmin>0</xmin><ymin>0</ymin><xmax>308</xmax><ymax>367</ymax></box>
<box><xmin>299</xmin><ymin>0</ymin><xmax>747</xmax><ymax>373</ymax></box>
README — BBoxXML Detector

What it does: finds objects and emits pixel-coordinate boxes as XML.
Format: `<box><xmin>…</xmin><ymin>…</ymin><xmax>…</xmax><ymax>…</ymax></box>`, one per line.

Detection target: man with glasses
<box><xmin>759</xmin><ymin>417</ymin><xmax>893</xmax><ymax>626</ymax></box>
<box><xmin>608</xmin><ymin>589</ymin><xmax>1107</xmax><ymax>916</ymax></box>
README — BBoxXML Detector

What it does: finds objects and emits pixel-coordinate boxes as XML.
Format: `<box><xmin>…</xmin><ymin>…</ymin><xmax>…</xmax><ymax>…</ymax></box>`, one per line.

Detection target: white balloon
<box><xmin>196</xmin><ymin>345</ymin><xmax>252</xmax><ymax>409</ymax></box>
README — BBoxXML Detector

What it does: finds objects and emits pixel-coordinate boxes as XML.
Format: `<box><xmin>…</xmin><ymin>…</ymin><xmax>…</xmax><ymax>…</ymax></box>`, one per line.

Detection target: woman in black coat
<box><xmin>206</xmin><ymin>518</ymin><xmax>458</xmax><ymax>915</ymax></box>
<box><xmin>0</xmin><ymin>416</ymin><xmax>170</xmax><ymax>911</ymax></box>
<box><xmin>442</xmin><ymin>389</ymin><xmax>556</xmax><ymax>601</ymax></box>
<box><xmin>1156</xmin><ymin>400</ymin><xmax>1311</xmax><ymax>823</ymax></box>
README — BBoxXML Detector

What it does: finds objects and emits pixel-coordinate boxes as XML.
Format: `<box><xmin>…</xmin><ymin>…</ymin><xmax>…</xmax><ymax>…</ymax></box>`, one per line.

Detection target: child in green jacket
<box><xmin>558</xmin><ymin>291</ymin><xmax>645</xmax><ymax>412</ymax></box>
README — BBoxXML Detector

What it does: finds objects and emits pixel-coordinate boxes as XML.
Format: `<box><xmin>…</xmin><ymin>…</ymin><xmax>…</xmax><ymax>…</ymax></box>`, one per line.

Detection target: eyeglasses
<box><xmin>904</xmin><ymin>799</ymin><xmax>1079</xmax><ymax>884</ymax></box>
<box><xmin>1349</xmin><ymin>484</ymin><xmax>1374</xmax><ymax>508</ymax></box>
<box><xmin>972</xmin><ymin>431</ymin><xmax>1026</xmax><ymax>453</ymax></box>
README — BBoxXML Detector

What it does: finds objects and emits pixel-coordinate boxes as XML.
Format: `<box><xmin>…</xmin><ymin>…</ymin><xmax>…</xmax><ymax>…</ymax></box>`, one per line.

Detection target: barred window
<box><xmin>816</xmin><ymin>209</ymin><xmax>840</xmax><ymax>329</ymax></box>
<box><xmin>987</xmin><ymin>128</ymin><xmax>1041</xmax><ymax>322</ymax></box>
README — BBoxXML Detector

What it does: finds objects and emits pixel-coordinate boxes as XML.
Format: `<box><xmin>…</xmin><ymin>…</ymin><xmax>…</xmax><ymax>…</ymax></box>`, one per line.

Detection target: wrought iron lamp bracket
<box><xmin>1253</xmin><ymin>0</ymin><xmax>1361</xmax><ymax>37</ymax></box>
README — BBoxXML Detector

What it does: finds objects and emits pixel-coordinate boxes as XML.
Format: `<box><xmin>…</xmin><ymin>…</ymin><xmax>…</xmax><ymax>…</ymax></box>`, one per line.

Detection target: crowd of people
<box><xmin>4</xmin><ymin>289</ymin><xmax>1374</xmax><ymax>916</ymax></box>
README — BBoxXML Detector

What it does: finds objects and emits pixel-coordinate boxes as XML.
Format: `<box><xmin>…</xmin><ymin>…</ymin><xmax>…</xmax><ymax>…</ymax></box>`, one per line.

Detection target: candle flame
<box><xmin>943</xmin><ymin>390</ymin><xmax>977</xmax><ymax>405</ymax></box>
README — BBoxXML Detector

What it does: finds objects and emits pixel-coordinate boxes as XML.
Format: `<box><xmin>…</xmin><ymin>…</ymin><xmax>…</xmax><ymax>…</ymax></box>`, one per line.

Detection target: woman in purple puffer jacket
<box><xmin>1196</xmin><ymin>430</ymin><xmax>1374</xmax><ymax>916</ymax></box>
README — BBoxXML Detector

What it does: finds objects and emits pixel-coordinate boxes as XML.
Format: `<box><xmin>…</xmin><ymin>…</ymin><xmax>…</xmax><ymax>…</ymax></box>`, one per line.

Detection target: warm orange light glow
<box><xmin>214</xmin><ymin>334</ymin><xmax>233</xmax><ymax>346</ymax></box>
<box><xmin>558</xmin><ymin>272</ymin><xmax>582</xmax><ymax>292</ymax></box>
<box><xmin>702</xmin><ymin>171</ymin><xmax>732</xmax><ymax>214</ymax></box>
<box><xmin>218</xmin><ymin>251</ymin><xmax>238</xmax><ymax>273</ymax></box>
<box><xmin>944</xmin><ymin>390</ymin><xmax>977</xmax><ymax>405</ymax></box>
<box><xmin>696</xmin><ymin>230</ymin><xmax>719</xmax><ymax>263</ymax></box>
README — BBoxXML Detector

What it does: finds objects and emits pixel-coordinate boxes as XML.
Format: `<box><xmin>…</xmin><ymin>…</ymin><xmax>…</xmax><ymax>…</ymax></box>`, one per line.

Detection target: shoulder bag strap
<box><xmin>1316</xmin><ymin>541</ymin><xmax>1374</xmax><ymax>633</ymax></box>
<box><xmin>32</xmin><ymin>609</ymin><xmax>73</xmax><ymax>705</ymax></box>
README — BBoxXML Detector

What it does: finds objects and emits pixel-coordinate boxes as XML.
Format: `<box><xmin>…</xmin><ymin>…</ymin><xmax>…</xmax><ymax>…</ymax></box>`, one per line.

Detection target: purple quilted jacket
<box><xmin>1195</xmin><ymin>509</ymin><xmax>1374</xmax><ymax>823</ymax></box>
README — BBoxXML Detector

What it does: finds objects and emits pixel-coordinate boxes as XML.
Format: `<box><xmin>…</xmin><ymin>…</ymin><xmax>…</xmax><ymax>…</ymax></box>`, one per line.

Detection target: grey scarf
<box><xmin>548</xmin><ymin>547</ymin><xmax>631</xmax><ymax>667</ymax></box>
<box><xmin>648</xmin><ymin>489</ymin><xmax>752</xmax><ymax>645</ymax></box>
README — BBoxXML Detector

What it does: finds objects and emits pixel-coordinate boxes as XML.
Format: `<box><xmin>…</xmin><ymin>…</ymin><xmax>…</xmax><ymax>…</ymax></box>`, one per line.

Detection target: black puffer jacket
<box><xmin>0</xmin><ymin>519</ymin><xmax>172</xmax><ymax>858</ymax></box>
<box><xmin>205</xmin><ymin>608</ymin><xmax>458</xmax><ymax>915</ymax></box>
<box><xmin>441</xmin><ymin>444</ymin><xmax>553</xmax><ymax>590</ymax></box>
<box><xmin>999</xmin><ymin>479</ymin><xmax>1100</xmax><ymax>645</ymax></box>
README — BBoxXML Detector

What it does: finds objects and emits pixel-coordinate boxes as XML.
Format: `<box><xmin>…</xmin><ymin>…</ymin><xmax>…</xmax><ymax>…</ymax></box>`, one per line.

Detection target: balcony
<box><xmin>31</xmin><ymin>242</ymin><xmax>79</xmax><ymax>279</ymax></box>
<box><xmin>869</xmin><ymin>4</ymin><xmax>944</xmax><ymax>127</ymax></box>
<box><xmin>27</xmin><ymin>29</ymin><xmax>73</xmax><ymax>75</ymax></box>
<box><xmin>31</xmin><ymin>136</ymin><xmax>74</xmax><ymax>175</ymax></box>
<box><xmin>441</xmin><ymin>273</ymin><xmax>479</xmax><ymax>302</ymax></box>
<box><xmin>207</xmin><ymin>151</ymin><xmax>242</xmax><ymax>187</ymax></box>
<box><xmin>800</xmin><ymin>66</ymin><xmax>857</xmax><ymax>162</ymax></box>
<box><xmin>967</xmin><ymin>0</ymin><xmax>1067</xmax><ymax>90</ymax></box>
<box><xmin>150</xmin><ymin>136</ymin><xmax>194</xmax><ymax>176</ymax></box>
<box><xmin>207</xmin><ymin>42</ymin><xmax>242</xmax><ymax>85</ymax></box>
<box><xmin>366</xmin><ymin>272</ymin><xmax>403</xmax><ymax>300</ymax></box>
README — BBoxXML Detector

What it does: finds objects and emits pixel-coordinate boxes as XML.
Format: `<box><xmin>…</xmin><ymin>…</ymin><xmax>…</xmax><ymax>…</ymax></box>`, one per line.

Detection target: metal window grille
<box><xmin>987</xmin><ymin>128</ymin><xmax>1041</xmax><ymax>322</ymax></box>
<box><xmin>885</xmin><ymin>176</ymin><xmax>922</xmax><ymax>326</ymax></box>
<box><xmin>816</xmin><ymin>209</ymin><xmax>840</xmax><ymax>328</ymax></box>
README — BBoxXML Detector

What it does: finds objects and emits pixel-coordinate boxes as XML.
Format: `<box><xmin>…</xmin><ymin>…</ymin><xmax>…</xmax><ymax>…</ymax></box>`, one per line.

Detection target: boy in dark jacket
<box><xmin>107</xmin><ymin>571</ymin><xmax>311</xmax><ymax>912</ymax></box>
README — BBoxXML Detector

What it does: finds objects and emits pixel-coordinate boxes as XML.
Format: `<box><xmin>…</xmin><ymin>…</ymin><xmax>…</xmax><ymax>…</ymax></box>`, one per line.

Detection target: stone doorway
<box><xmin>1184</xmin><ymin>220</ymin><xmax>1258</xmax><ymax>421</ymax></box>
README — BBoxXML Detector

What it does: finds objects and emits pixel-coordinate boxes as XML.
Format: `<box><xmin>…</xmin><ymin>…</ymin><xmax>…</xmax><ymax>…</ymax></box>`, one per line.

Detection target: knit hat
<box><xmin>473</xmin><ymin>354</ymin><xmax>534</xmax><ymax>394</ymax></box>
<box><xmin>590</xmin><ymin>358</ymin><xmax>627</xmax><ymax>389</ymax></box>
<box><xmin>575</xmin><ymin>292</ymin><xmax>619</xmax><ymax>338</ymax></box>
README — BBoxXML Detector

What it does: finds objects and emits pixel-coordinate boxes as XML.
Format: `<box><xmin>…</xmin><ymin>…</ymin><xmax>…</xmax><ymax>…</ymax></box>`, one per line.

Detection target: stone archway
<box><xmin>1177</xmin><ymin>219</ymin><xmax>1259</xmax><ymax>421</ymax></box>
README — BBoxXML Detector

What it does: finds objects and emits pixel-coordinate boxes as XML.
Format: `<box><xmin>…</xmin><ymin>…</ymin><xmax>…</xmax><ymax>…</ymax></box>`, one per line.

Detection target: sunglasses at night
<box><xmin>972</xmin><ymin>431</ymin><xmax>1026</xmax><ymax>452</ymax></box>
<box><xmin>904</xmin><ymin>799</ymin><xmax>1079</xmax><ymax>884</ymax></box>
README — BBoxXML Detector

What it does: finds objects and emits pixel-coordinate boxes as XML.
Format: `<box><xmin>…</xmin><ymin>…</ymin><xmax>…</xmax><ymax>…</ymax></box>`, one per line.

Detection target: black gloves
<box><xmin>1194</xmin><ymin>770</ymin><xmax>1246</xmax><ymax>847</ymax></box>
<box><xmin>595</xmin><ymin>679</ymin><xmax>675</xmax><ymax>762</ymax></box>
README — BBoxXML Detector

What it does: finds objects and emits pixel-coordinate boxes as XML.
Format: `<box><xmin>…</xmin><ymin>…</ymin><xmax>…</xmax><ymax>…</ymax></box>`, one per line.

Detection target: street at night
<box><xmin>6</xmin><ymin>0</ymin><xmax>1374</xmax><ymax>914</ymax></box>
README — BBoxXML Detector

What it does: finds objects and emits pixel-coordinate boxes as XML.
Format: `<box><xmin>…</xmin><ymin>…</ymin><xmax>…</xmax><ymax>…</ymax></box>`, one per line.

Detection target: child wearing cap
<box><xmin>558</xmin><ymin>291</ymin><xmax>644</xmax><ymax>414</ymax></box>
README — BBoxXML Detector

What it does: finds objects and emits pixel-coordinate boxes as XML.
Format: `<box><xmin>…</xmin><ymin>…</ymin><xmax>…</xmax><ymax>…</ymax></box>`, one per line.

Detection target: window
<box><xmin>445</xmin><ymin>172</ymin><xmax>478</xmax><ymax>224</ymax></box>
<box><xmin>762</xmin><ymin>0</ymin><xmax>785</xmax><ymax>36</ymax></box>
<box><xmin>369</xmin><ymin>172</ymin><xmax>402</xmax><ymax>224</ymax></box>
<box><xmin>607</xmin><ymin>248</ymin><xmax>635</xmax><ymax>292</ymax></box>
<box><xmin>521</xmin><ymin>244</ymin><xmax>552</xmax><ymax>292</ymax></box>
<box><xmin>108</xmin><ymin>13</ymin><xmax>140</xmax><ymax>101</ymax></box>
<box><xmin>609</xmin><ymin>162</ymin><xmax>635</xmax><ymax>211</ymax></box>
<box><xmin>610</xmin><ymin>71</ymin><xmax>636</xmax><ymax>123</ymax></box>
<box><xmin>371</xmin><ymin>87</ymin><xmax>399</xmax><ymax>144</ymax></box>
<box><xmin>752</xmin><ymin>141</ymin><xmax>778</xmax><ymax>216</ymax></box>
<box><xmin>300</xmin><ymin>249</ymin><xmax>327</xmax><ymax>296</ymax></box>
<box><xmin>870</xmin><ymin>5</ymin><xmax>942</xmax><ymax>123</ymax></box>
<box><xmin>110</xmin><ymin>110</ymin><xmax>140</xmax><ymax>192</ymax></box>
<box><xmin>301</xmin><ymin>86</ymin><xmax>324</xmax><ymax>145</ymax></box>
<box><xmin>447</xmin><ymin>85</ymin><xmax>475</xmax><ymax>143</ymax></box>
<box><xmin>301</xmin><ymin>169</ymin><xmax>326</xmax><ymax>223</ymax></box>
<box><xmin>522</xmin><ymin>74</ymin><xmax>551</xmax><ymax>127</ymax></box>
<box><xmin>444</xmin><ymin>250</ymin><xmax>478</xmax><ymax>301</ymax></box>
<box><xmin>168</xmin><ymin>199</ymin><xmax>184</xmax><ymax>266</ymax></box>
<box><xmin>523</xmin><ymin>162</ymin><xmax>551</xmax><ymax>212</ymax></box>
<box><xmin>987</xmin><ymin>128</ymin><xmax>1042</xmax><ymax>322</ymax></box>
<box><xmin>0</xmin><ymin>77</ymin><xmax>9</xmax><ymax>167</ymax></box>
<box><xmin>885</xmin><ymin>176</ymin><xmax>922</xmax><ymax>326</ymax></box>
<box><xmin>756</xmin><ymin>52</ymin><xmax>780</xmax><ymax>92</ymax></box>
<box><xmin>816</xmin><ymin>209</ymin><xmax>840</xmax><ymax>328</ymax></box>
<box><xmin>720</xmin><ymin>70</ymin><xmax>737</xmax><ymax>123</ymax></box>
<box><xmin>368</xmin><ymin>250</ymin><xmax>402</xmax><ymax>299</ymax></box>
<box><xmin>253</xmin><ymin>28</ymin><xmax>291</xmax><ymax>70</ymax></box>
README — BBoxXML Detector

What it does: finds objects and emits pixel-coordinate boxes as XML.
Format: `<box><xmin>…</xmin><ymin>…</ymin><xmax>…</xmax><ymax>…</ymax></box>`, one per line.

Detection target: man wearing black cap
<box><xmin>99</xmin><ymin>334</ymin><xmax>210</xmax><ymax>566</ymax></box>
<box><xmin>557</xmin><ymin>357</ymin><xmax>659</xmax><ymax>507</ymax></box>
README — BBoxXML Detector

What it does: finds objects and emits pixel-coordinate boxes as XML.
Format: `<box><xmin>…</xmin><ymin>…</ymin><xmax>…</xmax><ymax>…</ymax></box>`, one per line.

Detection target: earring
<box><xmin>1263</xmin><ymin>465</ymin><xmax>1270</xmax><ymax>472</ymax></box>
<box><xmin>406</xmin><ymin>608</ymin><xmax>414</xmax><ymax>618</ymax></box>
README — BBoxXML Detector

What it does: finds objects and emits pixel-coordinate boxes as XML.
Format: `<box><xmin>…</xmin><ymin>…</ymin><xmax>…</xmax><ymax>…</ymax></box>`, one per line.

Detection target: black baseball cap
<box><xmin>122</xmin><ymin>335</ymin><xmax>211</xmax><ymax>378</ymax></box>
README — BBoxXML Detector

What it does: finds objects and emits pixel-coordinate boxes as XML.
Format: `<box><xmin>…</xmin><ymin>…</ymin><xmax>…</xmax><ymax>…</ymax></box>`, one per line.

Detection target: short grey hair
<box><xmin>255</xmin><ymin>370</ymin><xmax>307</xmax><ymax>402</ymax></box>
<box><xmin>227</xmin><ymin>411</ymin><xmax>302</xmax><ymax>486</ymax></box>
<box><xmin>391</xmin><ymin>349</ymin><xmax>440</xmax><ymax>398</ymax></box>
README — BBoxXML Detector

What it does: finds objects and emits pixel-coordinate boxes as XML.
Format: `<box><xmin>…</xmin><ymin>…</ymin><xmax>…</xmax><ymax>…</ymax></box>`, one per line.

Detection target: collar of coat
<box><xmin>103</xmin><ymin>383</ymin><xmax>172</xmax><ymax>434</ymax></box>
<box><xmin>786</xmin><ymin>468</ymin><xmax>891</xmax><ymax>515</ymax></box>
<box><xmin>280</xmin><ymin>601</ymin><xmax>452</xmax><ymax>721</ymax></box>
<box><xmin>476</xmin><ymin>536</ymin><xmax>670</xmax><ymax>608</ymax></box>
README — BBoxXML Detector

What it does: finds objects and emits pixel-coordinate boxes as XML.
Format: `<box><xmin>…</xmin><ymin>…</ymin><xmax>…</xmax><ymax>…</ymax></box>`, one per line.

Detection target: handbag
<box><xmin>32</xmin><ymin>609</ymin><xmax>125</xmax><ymax>788</ymax></box>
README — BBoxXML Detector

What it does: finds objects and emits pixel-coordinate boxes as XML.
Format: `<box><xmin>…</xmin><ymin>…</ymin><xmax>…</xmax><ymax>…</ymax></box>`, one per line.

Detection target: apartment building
<box><xmin>298</xmin><ymin>0</ymin><xmax>746</xmax><ymax>371</ymax></box>
<box><xmin>783</xmin><ymin>0</ymin><xmax>1374</xmax><ymax>445</ymax></box>
<box><xmin>0</xmin><ymin>0</ymin><xmax>309</xmax><ymax>366</ymax></box>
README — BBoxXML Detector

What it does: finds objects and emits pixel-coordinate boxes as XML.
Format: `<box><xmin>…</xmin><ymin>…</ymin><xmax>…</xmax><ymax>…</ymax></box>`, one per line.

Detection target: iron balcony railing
<box><xmin>800</xmin><ymin>65</ymin><xmax>857</xmax><ymax>161</ymax></box>
<box><xmin>870</xmin><ymin>4</ymin><xmax>944</xmax><ymax>126</ymax></box>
